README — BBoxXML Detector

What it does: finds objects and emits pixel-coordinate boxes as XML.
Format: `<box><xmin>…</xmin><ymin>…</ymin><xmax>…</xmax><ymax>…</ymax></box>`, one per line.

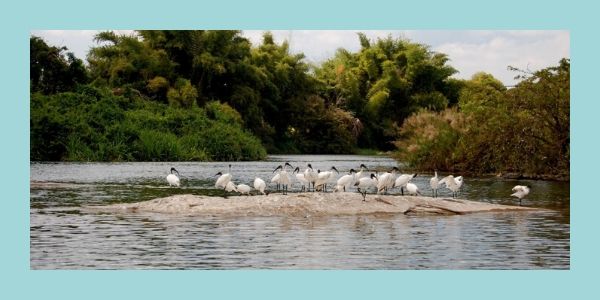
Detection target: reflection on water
<box><xmin>30</xmin><ymin>155</ymin><xmax>570</xmax><ymax>269</ymax></box>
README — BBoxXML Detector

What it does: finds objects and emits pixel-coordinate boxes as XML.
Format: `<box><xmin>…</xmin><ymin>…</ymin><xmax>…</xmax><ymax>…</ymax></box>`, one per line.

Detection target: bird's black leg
<box><xmin>401</xmin><ymin>187</ymin><xmax>404</xmax><ymax>196</ymax></box>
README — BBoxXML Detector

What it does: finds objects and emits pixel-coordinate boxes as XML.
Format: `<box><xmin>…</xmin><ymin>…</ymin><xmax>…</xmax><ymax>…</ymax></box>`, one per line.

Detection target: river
<box><xmin>30</xmin><ymin>155</ymin><xmax>570</xmax><ymax>269</ymax></box>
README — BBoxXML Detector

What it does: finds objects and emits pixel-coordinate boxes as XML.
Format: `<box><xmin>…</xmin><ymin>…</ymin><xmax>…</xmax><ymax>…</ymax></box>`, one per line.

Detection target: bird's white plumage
<box><xmin>236</xmin><ymin>184</ymin><xmax>251</xmax><ymax>195</ymax></box>
<box><xmin>304</xmin><ymin>167</ymin><xmax>317</xmax><ymax>187</ymax></box>
<box><xmin>354</xmin><ymin>165</ymin><xmax>368</xmax><ymax>184</ymax></box>
<box><xmin>254</xmin><ymin>177</ymin><xmax>266</xmax><ymax>195</ymax></box>
<box><xmin>440</xmin><ymin>175</ymin><xmax>460</xmax><ymax>196</ymax></box>
<box><xmin>279</xmin><ymin>168</ymin><xmax>290</xmax><ymax>186</ymax></box>
<box><xmin>224</xmin><ymin>181</ymin><xmax>237</xmax><ymax>192</ymax></box>
<box><xmin>455</xmin><ymin>176</ymin><xmax>464</xmax><ymax>190</ymax></box>
<box><xmin>511</xmin><ymin>185</ymin><xmax>530</xmax><ymax>199</ymax></box>
<box><xmin>405</xmin><ymin>182</ymin><xmax>420</xmax><ymax>195</ymax></box>
<box><xmin>430</xmin><ymin>171</ymin><xmax>439</xmax><ymax>190</ymax></box>
<box><xmin>394</xmin><ymin>174</ymin><xmax>416</xmax><ymax>189</ymax></box>
<box><xmin>166</xmin><ymin>174</ymin><xmax>180</xmax><ymax>187</ymax></box>
<box><xmin>377</xmin><ymin>169</ymin><xmax>398</xmax><ymax>193</ymax></box>
<box><xmin>315</xmin><ymin>169</ymin><xmax>336</xmax><ymax>191</ymax></box>
<box><xmin>430</xmin><ymin>171</ymin><xmax>439</xmax><ymax>197</ymax></box>
<box><xmin>215</xmin><ymin>173</ymin><xmax>232</xmax><ymax>189</ymax></box>
<box><xmin>270</xmin><ymin>173</ymin><xmax>280</xmax><ymax>184</ymax></box>
<box><xmin>336</xmin><ymin>173</ymin><xmax>356</xmax><ymax>191</ymax></box>
<box><xmin>295</xmin><ymin>173</ymin><xmax>308</xmax><ymax>190</ymax></box>
<box><xmin>355</xmin><ymin>176</ymin><xmax>377</xmax><ymax>190</ymax></box>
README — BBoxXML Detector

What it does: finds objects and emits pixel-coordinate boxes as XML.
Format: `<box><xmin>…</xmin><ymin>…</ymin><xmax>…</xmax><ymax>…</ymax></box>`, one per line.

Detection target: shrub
<box><xmin>167</xmin><ymin>79</ymin><xmax>198</xmax><ymax>108</ymax></box>
<box><xmin>135</xmin><ymin>130</ymin><xmax>181</xmax><ymax>161</ymax></box>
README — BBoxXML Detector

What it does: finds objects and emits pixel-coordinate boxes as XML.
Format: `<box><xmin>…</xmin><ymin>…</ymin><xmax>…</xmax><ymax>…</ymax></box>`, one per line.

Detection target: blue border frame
<box><xmin>3</xmin><ymin>0</ymin><xmax>590</xmax><ymax>299</ymax></box>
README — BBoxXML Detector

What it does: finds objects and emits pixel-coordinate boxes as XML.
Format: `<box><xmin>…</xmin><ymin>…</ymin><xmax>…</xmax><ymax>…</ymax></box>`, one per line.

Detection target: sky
<box><xmin>31</xmin><ymin>30</ymin><xmax>569</xmax><ymax>86</ymax></box>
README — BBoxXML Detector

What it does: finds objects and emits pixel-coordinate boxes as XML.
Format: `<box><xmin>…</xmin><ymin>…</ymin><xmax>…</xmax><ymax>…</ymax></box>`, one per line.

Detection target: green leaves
<box><xmin>315</xmin><ymin>34</ymin><xmax>457</xmax><ymax>149</ymax></box>
<box><xmin>167</xmin><ymin>79</ymin><xmax>198</xmax><ymax>108</ymax></box>
<box><xmin>30</xmin><ymin>36</ymin><xmax>88</xmax><ymax>94</ymax></box>
<box><xmin>30</xmin><ymin>89</ymin><xmax>267</xmax><ymax>162</ymax></box>
<box><xmin>395</xmin><ymin>60</ymin><xmax>570</xmax><ymax>176</ymax></box>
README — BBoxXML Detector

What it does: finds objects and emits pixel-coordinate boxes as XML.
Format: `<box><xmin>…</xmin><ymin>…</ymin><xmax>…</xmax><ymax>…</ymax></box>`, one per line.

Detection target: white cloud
<box><xmin>434</xmin><ymin>30</ymin><xmax>569</xmax><ymax>85</ymax></box>
<box><xmin>30</xmin><ymin>30</ymin><xmax>569</xmax><ymax>86</ymax></box>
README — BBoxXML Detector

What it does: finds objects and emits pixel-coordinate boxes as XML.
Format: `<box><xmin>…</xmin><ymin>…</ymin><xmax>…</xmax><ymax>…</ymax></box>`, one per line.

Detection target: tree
<box><xmin>394</xmin><ymin>59</ymin><xmax>570</xmax><ymax>176</ymax></box>
<box><xmin>30</xmin><ymin>36</ymin><xmax>88</xmax><ymax>94</ymax></box>
<box><xmin>87</xmin><ymin>31</ymin><xmax>174</xmax><ymax>98</ymax></box>
<box><xmin>315</xmin><ymin>34</ymin><xmax>457</xmax><ymax>149</ymax></box>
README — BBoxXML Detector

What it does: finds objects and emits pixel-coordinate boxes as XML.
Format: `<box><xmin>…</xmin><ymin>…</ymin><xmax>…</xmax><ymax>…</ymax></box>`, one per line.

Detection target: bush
<box><xmin>30</xmin><ymin>85</ymin><xmax>267</xmax><ymax>162</ymax></box>
<box><xmin>393</xmin><ymin>60</ymin><xmax>569</xmax><ymax>177</ymax></box>
<box><xmin>167</xmin><ymin>79</ymin><xmax>198</xmax><ymax>108</ymax></box>
<box><xmin>197</xmin><ymin>123</ymin><xmax>267</xmax><ymax>161</ymax></box>
<box><xmin>393</xmin><ymin>109</ymin><xmax>466</xmax><ymax>171</ymax></box>
<box><xmin>135</xmin><ymin>130</ymin><xmax>181</xmax><ymax>161</ymax></box>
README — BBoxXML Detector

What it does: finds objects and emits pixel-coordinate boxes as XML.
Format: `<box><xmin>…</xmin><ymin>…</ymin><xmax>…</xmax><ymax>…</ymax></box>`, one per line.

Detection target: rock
<box><xmin>85</xmin><ymin>192</ymin><xmax>541</xmax><ymax>217</ymax></box>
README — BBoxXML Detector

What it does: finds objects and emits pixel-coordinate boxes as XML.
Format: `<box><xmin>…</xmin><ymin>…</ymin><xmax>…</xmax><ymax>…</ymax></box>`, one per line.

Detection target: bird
<box><xmin>439</xmin><ymin>175</ymin><xmax>460</xmax><ymax>198</ymax></box>
<box><xmin>224</xmin><ymin>181</ymin><xmax>237</xmax><ymax>193</ymax></box>
<box><xmin>273</xmin><ymin>162</ymin><xmax>293</xmax><ymax>194</ymax></box>
<box><xmin>511</xmin><ymin>185</ymin><xmax>531</xmax><ymax>206</ymax></box>
<box><xmin>430</xmin><ymin>171</ymin><xmax>439</xmax><ymax>198</ymax></box>
<box><xmin>315</xmin><ymin>166</ymin><xmax>339</xmax><ymax>192</ymax></box>
<box><xmin>336</xmin><ymin>169</ymin><xmax>357</xmax><ymax>192</ymax></box>
<box><xmin>394</xmin><ymin>173</ymin><xmax>418</xmax><ymax>195</ymax></box>
<box><xmin>355</xmin><ymin>164</ymin><xmax>369</xmax><ymax>182</ymax></box>
<box><xmin>377</xmin><ymin>167</ymin><xmax>400</xmax><ymax>194</ymax></box>
<box><xmin>293</xmin><ymin>167</ymin><xmax>308</xmax><ymax>192</ymax></box>
<box><xmin>405</xmin><ymin>182</ymin><xmax>421</xmax><ymax>196</ymax></box>
<box><xmin>215</xmin><ymin>164</ymin><xmax>232</xmax><ymax>189</ymax></box>
<box><xmin>270</xmin><ymin>172</ymin><xmax>281</xmax><ymax>192</ymax></box>
<box><xmin>254</xmin><ymin>177</ymin><xmax>267</xmax><ymax>195</ymax></box>
<box><xmin>166</xmin><ymin>167</ymin><xmax>180</xmax><ymax>187</ymax></box>
<box><xmin>354</xmin><ymin>173</ymin><xmax>378</xmax><ymax>201</ymax></box>
<box><xmin>455</xmin><ymin>176</ymin><xmax>464</xmax><ymax>194</ymax></box>
<box><xmin>304</xmin><ymin>164</ymin><xmax>318</xmax><ymax>191</ymax></box>
<box><xmin>236</xmin><ymin>183</ymin><xmax>252</xmax><ymax>195</ymax></box>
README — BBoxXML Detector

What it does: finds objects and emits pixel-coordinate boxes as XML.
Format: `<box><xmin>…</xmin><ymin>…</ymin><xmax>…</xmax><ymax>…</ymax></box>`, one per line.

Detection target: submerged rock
<box><xmin>86</xmin><ymin>192</ymin><xmax>540</xmax><ymax>217</ymax></box>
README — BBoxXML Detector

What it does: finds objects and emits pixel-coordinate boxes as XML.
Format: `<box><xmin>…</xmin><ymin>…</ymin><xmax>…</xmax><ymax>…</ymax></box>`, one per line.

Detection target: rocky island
<box><xmin>86</xmin><ymin>192</ymin><xmax>540</xmax><ymax>217</ymax></box>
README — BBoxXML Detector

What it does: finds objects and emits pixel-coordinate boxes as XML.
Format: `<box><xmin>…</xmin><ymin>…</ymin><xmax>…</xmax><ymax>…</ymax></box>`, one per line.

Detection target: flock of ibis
<box><xmin>166</xmin><ymin>162</ymin><xmax>531</xmax><ymax>205</ymax></box>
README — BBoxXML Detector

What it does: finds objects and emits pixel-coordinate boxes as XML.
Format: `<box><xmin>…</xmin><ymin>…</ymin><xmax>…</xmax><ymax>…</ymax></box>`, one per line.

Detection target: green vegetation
<box><xmin>394</xmin><ymin>59</ymin><xmax>570</xmax><ymax>177</ymax></box>
<box><xmin>31</xmin><ymin>87</ymin><xmax>266</xmax><ymax>161</ymax></box>
<box><xmin>30</xmin><ymin>31</ymin><xmax>569</xmax><ymax>176</ymax></box>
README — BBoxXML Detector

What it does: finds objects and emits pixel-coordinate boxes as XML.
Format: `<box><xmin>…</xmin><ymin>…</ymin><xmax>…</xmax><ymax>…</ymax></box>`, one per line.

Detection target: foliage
<box><xmin>314</xmin><ymin>34</ymin><xmax>457</xmax><ymax>149</ymax></box>
<box><xmin>167</xmin><ymin>78</ymin><xmax>198</xmax><ymax>108</ymax></box>
<box><xmin>30</xmin><ymin>87</ymin><xmax>266</xmax><ymax>161</ymax></box>
<box><xmin>30</xmin><ymin>32</ymin><xmax>569</xmax><ymax>175</ymax></box>
<box><xmin>87</xmin><ymin>31</ymin><xmax>175</xmax><ymax>97</ymax></box>
<box><xmin>394</xmin><ymin>60</ymin><xmax>570</xmax><ymax>176</ymax></box>
<box><xmin>30</xmin><ymin>36</ymin><xmax>88</xmax><ymax>94</ymax></box>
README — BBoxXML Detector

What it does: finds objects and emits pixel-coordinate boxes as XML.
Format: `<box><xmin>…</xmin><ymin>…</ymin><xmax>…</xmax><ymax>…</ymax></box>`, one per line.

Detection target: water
<box><xmin>30</xmin><ymin>155</ymin><xmax>570</xmax><ymax>269</ymax></box>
